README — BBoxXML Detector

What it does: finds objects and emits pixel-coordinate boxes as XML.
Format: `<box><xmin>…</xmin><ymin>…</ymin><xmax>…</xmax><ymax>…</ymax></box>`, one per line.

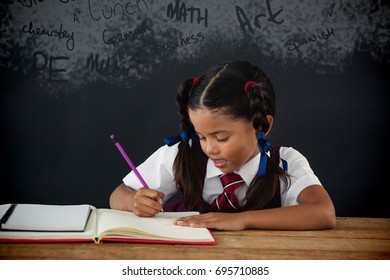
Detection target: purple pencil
<box><xmin>110</xmin><ymin>134</ymin><xmax>149</xmax><ymax>188</ymax></box>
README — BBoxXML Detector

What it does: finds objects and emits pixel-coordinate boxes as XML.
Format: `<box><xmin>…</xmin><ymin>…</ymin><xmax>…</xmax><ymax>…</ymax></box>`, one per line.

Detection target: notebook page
<box><xmin>96</xmin><ymin>209</ymin><xmax>213</xmax><ymax>241</ymax></box>
<box><xmin>0</xmin><ymin>204</ymin><xmax>91</xmax><ymax>232</ymax></box>
<box><xmin>0</xmin><ymin>204</ymin><xmax>11</xmax><ymax>220</ymax></box>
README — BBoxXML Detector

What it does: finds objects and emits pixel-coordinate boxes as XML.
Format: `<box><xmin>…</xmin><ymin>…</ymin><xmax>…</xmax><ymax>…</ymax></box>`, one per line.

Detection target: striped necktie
<box><xmin>212</xmin><ymin>173</ymin><xmax>244</xmax><ymax>211</ymax></box>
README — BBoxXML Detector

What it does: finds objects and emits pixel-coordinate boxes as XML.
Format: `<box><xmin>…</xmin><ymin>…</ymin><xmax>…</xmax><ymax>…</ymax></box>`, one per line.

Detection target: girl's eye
<box><xmin>217</xmin><ymin>137</ymin><xmax>229</xmax><ymax>143</ymax></box>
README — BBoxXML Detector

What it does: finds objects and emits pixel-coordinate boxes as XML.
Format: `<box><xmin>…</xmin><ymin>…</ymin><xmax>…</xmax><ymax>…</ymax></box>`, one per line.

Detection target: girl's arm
<box><xmin>175</xmin><ymin>184</ymin><xmax>336</xmax><ymax>230</ymax></box>
<box><xmin>110</xmin><ymin>183</ymin><xmax>164</xmax><ymax>217</ymax></box>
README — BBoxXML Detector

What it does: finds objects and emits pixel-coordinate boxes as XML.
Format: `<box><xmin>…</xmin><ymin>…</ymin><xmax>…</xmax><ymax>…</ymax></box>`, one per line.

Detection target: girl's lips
<box><xmin>213</xmin><ymin>159</ymin><xmax>226</xmax><ymax>168</ymax></box>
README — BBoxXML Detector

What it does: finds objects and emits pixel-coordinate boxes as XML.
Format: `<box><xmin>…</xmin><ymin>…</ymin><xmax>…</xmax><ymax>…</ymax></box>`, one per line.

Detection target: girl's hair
<box><xmin>173</xmin><ymin>60</ymin><xmax>289</xmax><ymax>210</ymax></box>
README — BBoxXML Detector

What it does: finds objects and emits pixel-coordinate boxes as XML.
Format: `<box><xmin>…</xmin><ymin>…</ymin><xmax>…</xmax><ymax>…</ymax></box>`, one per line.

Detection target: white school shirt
<box><xmin>123</xmin><ymin>143</ymin><xmax>322</xmax><ymax>207</ymax></box>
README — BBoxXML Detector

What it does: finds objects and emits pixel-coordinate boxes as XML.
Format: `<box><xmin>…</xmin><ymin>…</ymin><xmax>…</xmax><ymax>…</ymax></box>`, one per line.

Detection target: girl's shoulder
<box><xmin>279</xmin><ymin>146</ymin><xmax>312</xmax><ymax>164</ymax></box>
<box><xmin>279</xmin><ymin>146</ymin><xmax>304</xmax><ymax>159</ymax></box>
<box><xmin>149</xmin><ymin>142</ymin><xmax>180</xmax><ymax>160</ymax></box>
<box><xmin>279</xmin><ymin>146</ymin><xmax>316</xmax><ymax>173</ymax></box>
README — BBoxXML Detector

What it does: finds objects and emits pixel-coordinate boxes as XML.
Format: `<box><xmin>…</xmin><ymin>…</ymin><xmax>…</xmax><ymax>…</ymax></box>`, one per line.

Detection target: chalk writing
<box><xmin>0</xmin><ymin>0</ymin><xmax>388</xmax><ymax>95</ymax></box>
<box><xmin>86</xmin><ymin>53</ymin><xmax>135</xmax><ymax>79</ymax></box>
<box><xmin>167</xmin><ymin>0</ymin><xmax>208</xmax><ymax>27</ymax></box>
<box><xmin>327</xmin><ymin>3</ymin><xmax>336</xmax><ymax>18</ymax></box>
<box><xmin>155</xmin><ymin>32</ymin><xmax>204</xmax><ymax>50</ymax></box>
<box><xmin>74</xmin><ymin>12</ymin><xmax>80</xmax><ymax>24</ymax></box>
<box><xmin>235</xmin><ymin>0</ymin><xmax>284</xmax><ymax>34</ymax></box>
<box><xmin>103</xmin><ymin>22</ymin><xmax>153</xmax><ymax>48</ymax></box>
<box><xmin>284</xmin><ymin>27</ymin><xmax>335</xmax><ymax>52</ymax></box>
<box><xmin>18</xmin><ymin>0</ymin><xmax>75</xmax><ymax>7</ymax></box>
<box><xmin>32</xmin><ymin>51</ymin><xmax>69</xmax><ymax>83</ymax></box>
<box><xmin>18</xmin><ymin>0</ymin><xmax>45</xmax><ymax>8</ymax></box>
<box><xmin>181</xmin><ymin>54</ymin><xmax>195</xmax><ymax>64</ymax></box>
<box><xmin>88</xmin><ymin>0</ymin><xmax>148</xmax><ymax>21</ymax></box>
<box><xmin>22</xmin><ymin>21</ymin><xmax>75</xmax><ymax>51</ymax></box>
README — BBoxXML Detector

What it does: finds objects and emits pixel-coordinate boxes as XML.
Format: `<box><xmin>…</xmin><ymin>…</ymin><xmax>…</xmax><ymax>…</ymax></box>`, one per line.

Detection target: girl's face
<box><xmin>189</xmin><ymin>108</ymin><xmax>259</xmax><ymax>173</ymax></box>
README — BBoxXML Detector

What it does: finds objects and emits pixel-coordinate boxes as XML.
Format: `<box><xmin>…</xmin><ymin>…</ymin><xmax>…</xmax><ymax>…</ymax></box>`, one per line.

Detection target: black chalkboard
<box><xmin>1</xmin><ymin>0</ymin><xmax>389</xmax><ymax>217</ymax></box>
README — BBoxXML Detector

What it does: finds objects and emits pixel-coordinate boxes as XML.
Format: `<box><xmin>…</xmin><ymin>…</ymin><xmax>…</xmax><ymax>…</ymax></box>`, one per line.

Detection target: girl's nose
<box><xmin>206</xmin><ymin>140</ymin><xmax>218</xmax><ymax>155</ymax></box>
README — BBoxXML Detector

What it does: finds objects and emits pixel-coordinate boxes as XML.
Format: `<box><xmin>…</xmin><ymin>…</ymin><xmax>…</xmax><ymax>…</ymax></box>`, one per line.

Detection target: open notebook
<box><xmin>0</xmin><ymin>204</ymin><xmax>216</xmax><ymax>245</ymax></box>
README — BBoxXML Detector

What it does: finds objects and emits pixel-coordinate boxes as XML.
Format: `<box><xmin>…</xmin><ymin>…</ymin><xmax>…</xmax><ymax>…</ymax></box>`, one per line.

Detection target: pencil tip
<box><xmin>110</xmin><ymin>134</ymin><xmax>118</xmax><ymax>143</ymax></box>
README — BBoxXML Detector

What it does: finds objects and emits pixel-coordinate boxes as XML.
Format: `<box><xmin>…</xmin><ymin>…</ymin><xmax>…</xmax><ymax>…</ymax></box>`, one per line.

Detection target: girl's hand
<box><xmin>174</xmin><ymin>212</ymin><xmax>246</xmax><ymax>231</ymax></box>
<box><xmin>133</xmin><ymin>188</ymin><xmax>164</xmax><ymax>217</ymax></box>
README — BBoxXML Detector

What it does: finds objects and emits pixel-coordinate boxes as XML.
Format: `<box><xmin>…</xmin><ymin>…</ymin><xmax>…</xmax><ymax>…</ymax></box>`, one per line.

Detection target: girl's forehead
<box><xmin>189</xmin><ymin>108</ymin><xmax>247</xmax><ymax>121</ymax></box>
<box><xmin>189</xmin><ymin>108</ymin><xmax>250</xmax><ymax>130</ymax></box>
<box><xmin>189</xmin><ymin>108</ymin><xmax>231</xmax><ymax>120</ymax></box>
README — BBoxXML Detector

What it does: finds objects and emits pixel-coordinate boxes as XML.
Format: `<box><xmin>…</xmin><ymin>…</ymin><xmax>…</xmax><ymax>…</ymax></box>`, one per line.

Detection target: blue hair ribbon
<box><xmin>164</xmin><ymin>131</ymin><xmax>198</xmax><ymax>146</ymax></box>
<box><xmin>257</xmin><ymin>131</ymin><xmax>271</xmax><ymax>178</ymax></box>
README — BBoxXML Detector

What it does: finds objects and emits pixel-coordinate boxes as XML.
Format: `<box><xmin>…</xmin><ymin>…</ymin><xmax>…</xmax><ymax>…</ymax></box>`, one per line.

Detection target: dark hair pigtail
<box><xmin>173</xmin><ymin>79</ymin><xmax>203</xmax><ymax>210</ymax></box>
<box><xmin>243</xmin><ymin>67</ymin><xmax>289</xmax><ymax>210</ymax></box>
<box><xmin>243</xmin><ymin>153</ymin><xmax>287</xmax><ymax>210</ymax></box>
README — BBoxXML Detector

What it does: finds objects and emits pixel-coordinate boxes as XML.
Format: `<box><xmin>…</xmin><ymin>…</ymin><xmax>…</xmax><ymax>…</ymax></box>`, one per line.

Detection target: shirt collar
<box><xmin>206</xmin><ymin>153</ymin><xmax>261</xmax><ymax>186</ymax></box>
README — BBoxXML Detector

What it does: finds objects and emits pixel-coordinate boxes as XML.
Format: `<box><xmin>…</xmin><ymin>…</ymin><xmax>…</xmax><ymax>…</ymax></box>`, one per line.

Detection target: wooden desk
<box><xmin>1</xmin><ymin>217</ymin><xmax>389</xmax><ymax>260</ymax></box>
